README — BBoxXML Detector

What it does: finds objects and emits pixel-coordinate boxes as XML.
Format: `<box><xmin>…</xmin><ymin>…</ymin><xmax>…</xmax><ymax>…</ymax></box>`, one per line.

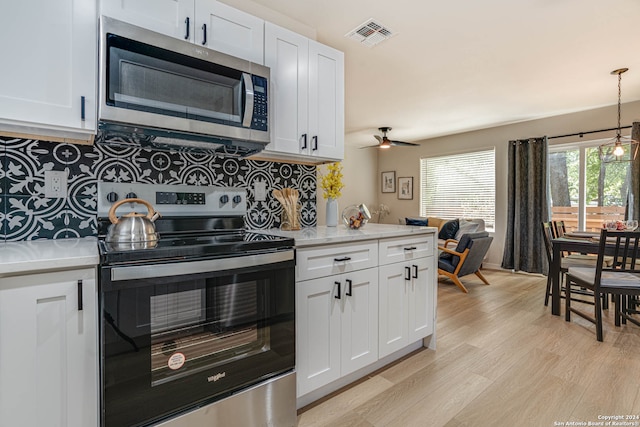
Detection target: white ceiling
<box><xmin>250</xmin><ymin>0</ymin><xmax>640</xmax><ymax>147</ymax></box>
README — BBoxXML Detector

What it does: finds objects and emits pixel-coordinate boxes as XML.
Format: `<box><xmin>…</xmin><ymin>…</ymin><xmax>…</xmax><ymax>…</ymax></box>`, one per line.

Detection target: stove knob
<box><xmin>233</xmin><ymin>195</ymin><xmax>242</xmax><ymax>204</ymax></box>
<box><xmin>220</xmin><ymin>195</ymin><xmax>229</xmax><ymax>204</ymax></box>
<box><xmin>126</xmin><ymin>192</ymin><xmax>137</xmax><ymax>199</ymax></box>
<box><xmin>106</xmin><ymin>192</ymin><xmax>119</xmax><ymax>203</ymax></box>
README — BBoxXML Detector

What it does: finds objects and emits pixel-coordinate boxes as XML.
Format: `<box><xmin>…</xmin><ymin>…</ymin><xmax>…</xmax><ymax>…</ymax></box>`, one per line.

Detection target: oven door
<box><xmin>99</xmin><ymin>251</ymin><xmax>295</xmax><ymax>427</ymax></box>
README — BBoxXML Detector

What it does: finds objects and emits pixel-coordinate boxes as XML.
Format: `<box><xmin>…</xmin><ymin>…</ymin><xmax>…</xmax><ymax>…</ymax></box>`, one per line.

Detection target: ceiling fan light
<box><xmin>380</xmin><ymin>141</ymin><xmax>391</xmax><ymax>149</ymax></box>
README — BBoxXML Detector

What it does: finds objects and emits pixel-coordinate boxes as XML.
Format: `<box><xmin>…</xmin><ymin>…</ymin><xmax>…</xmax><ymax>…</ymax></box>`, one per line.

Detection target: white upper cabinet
<box><xmin>0</xmin><ymin>0</ymin><xmax>96</xmax><ymax>138</ymax></box>
<box><xmin>264</xmin><ymin>23</ymin><xmax>309</xmax><ymax>156</ymax></box>
<box><xmin>100</xmin><ymin>0</ymin><xmax>193</xmax><ymax>41</ymax></box>
<box><xmin>100</xmin><ymin>0</ymin><xmax>264</xmax><ymax>64</ymax></box>
<box><xmin>195</xmin><ymin>0</ymin><xmax>264</xmax><ymax>64</ymax></box>
<box><xmin>308</xmin><ymin>41</ymin><xmax>345</xmax><ymax>161</ymax></box>
<box><xmin>263</xmin><ymin>22</ymin><xmax>344</xmax><ymax>163</ymax></box>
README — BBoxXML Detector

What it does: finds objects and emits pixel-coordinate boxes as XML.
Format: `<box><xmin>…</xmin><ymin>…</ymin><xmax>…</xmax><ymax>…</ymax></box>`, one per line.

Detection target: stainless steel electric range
<box><xmin>97</xmin><ymin>182</ymin><xmax>296</xmax><ymax>427</ymax></box>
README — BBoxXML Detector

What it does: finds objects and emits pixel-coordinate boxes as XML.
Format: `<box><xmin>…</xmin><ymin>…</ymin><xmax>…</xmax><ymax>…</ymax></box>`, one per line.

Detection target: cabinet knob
<box><xmin>345</xmin><ymin>279</ymin><xmax>352</xmax><ymax>297</ymax></box>
<box><xmin>405</xmin><ymin>266</ymin><xmax>411</xmax><ymax>281</ymax></box>
<box><xmin>202</xmin><ymin>23</ymin><xmax>207</xmax><ymax>45</ymax></box>
<box><xmin>301</xmin><ymin>134</ymin><xmax>308</xmax><ymax>149</ymax></box>
<box><xmin>184</xmin><ymin>17</ymin><xmax>190</xmax><ymax>40</ymax></box>
<box><xmin>334</xmin><ymin>281</ymin><xmax>341</xmax><ymax>299</ymax></box>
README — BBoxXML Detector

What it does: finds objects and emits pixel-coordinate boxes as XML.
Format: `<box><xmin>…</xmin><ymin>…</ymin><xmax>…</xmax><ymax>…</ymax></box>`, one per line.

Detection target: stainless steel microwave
<box><xmin>97</xmin><ymin>16</ymin><xmax>270</xmax><ymax>156</ymax></box>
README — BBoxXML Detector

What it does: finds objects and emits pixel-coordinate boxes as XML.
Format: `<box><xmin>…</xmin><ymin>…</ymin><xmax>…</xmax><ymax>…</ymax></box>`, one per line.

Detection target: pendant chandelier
<box><xmin>598</xmin><ymin>68</ymin><xmax>639</xmax><ymax>163</ymax></box>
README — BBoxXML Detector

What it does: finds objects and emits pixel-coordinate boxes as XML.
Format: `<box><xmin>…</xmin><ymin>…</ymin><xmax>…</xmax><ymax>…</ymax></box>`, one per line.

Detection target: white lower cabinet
<box><xmin>295</xmin><ymin>233</ymin><xmax>437</xmax><ymax>403</ymax></box>
<box><xmin>378</xmin><ymin>257</ymin><xmax>434</xmax><ymax>358</ymax></box>
<box><xmin>0</xmin><ymin>268</ymin><xmax>98</xmax><ymax>427</ymax></box>
<box><xmin>296</xmin><ymin>267</ymin><xmax>378</xmax><ymax>397</ymax></box>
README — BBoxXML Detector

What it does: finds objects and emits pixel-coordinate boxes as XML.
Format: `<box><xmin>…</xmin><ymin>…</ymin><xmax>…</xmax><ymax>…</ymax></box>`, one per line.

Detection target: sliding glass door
<box><xmin>549</xmin><ymin>141</ymin><xmax>630</xmax><ymax>231</ymax></box>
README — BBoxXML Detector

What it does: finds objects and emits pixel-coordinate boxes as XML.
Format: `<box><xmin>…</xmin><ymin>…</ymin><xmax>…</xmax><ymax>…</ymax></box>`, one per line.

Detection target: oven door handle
<box><xmin>109</xmin><ymin>250</ymin><xmax>293</xmax><ymax>281</ymax></box>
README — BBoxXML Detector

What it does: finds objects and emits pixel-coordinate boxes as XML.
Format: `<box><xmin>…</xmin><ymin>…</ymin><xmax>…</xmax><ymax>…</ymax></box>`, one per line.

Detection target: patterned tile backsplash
<box><xmin>0</xmin><ymin>137</ymin><xmax>317</xmax><ymax>241</ymax></box>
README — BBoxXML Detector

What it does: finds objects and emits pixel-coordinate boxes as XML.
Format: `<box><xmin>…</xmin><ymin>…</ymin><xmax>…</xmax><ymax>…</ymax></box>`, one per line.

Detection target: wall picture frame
<box><xmin>398</xmin><ymin>177</ymin><xmax>413</xmax><ymax>200</ymax></box>
<box><xmin>381</xmin><ymin>171</ymin><xmax>396</xmax><ymax>193</ymax></box>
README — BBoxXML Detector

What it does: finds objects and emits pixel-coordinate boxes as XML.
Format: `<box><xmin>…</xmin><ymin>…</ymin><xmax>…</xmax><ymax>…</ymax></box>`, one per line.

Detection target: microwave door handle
<box><xmin>242</xmin><ymin>73</ymin><xmax>254</xmax><ymax>128</ymax></box>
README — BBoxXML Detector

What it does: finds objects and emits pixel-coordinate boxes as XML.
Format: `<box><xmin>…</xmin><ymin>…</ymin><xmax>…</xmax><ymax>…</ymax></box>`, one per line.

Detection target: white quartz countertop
<box><xmin>0</xmin><ymin>237</ymin><xmax>99</xmax><ymax>278</ymax></box>
<box><xmin>256</xmin><ymin>224</ymin><xmax>437</xmax><ymax>247</ymax></box>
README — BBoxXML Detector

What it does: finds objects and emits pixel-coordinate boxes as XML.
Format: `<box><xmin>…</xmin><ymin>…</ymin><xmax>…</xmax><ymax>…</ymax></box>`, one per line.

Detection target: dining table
<box><xmin>550</xmin><ymin>231</ymin><xmax>602</xmax><ymax>316</ymax></box>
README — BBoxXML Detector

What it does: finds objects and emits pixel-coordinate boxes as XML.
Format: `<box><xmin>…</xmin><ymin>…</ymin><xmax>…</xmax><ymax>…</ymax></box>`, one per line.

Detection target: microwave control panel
<box><xmin>251</xmin><ymin>75</ymin><xmax>268</xmax><ymax>132</ymax></box>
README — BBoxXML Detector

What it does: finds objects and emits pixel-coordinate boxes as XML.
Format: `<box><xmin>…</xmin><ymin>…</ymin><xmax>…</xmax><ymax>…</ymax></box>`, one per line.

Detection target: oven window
<box><xmin>149</xmin><ymin>278</ymin><xmax>269</xmax><ymax>386</ymax></box>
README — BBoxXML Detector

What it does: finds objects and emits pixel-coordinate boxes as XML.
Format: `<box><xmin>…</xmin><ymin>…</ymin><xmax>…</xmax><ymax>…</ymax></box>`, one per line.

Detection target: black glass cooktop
<box><xmin>98</xmin><ymin>231</ymin><xmax>294</xmax><ymax>265</ymax></box>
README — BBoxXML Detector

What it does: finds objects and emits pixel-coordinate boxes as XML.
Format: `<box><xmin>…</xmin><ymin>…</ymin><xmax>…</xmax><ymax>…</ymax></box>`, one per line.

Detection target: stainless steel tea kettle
<box><xmin>105</xmin><ymin>198</ymin><xmax>161</xmax><ymax>248</ymax></box>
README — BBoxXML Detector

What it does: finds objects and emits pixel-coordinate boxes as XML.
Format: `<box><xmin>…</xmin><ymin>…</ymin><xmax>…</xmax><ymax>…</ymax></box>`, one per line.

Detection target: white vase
<box><xmin>326</xmin><ymin>198</ymin><xmax>338</xmax><ymax>227</ymax></box>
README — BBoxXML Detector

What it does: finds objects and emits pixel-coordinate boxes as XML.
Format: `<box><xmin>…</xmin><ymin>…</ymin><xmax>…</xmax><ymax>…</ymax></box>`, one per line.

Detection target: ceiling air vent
<box><xmin>345</xmin><ymin>19</ymin><xmax>395</xmax><ymax>47</ymax></box>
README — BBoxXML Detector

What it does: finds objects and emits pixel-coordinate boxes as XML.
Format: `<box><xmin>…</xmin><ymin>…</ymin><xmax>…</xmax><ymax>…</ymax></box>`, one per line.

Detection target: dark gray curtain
<box><xmin>501</xmin><ymin>137</ymin><xmax>549</xmax><ymax>273</ymax></box>
<box><xmin>629</xmin><ymin>122</ymin><xmax>640</xmax><ymax>220</ymax></box>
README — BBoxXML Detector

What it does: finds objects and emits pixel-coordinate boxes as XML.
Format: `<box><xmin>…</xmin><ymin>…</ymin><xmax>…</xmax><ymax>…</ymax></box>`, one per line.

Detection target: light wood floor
<box><xmin>297</xmin><ymin>269</ymin><xmax>640</xmax><ymax>427</ymax></box>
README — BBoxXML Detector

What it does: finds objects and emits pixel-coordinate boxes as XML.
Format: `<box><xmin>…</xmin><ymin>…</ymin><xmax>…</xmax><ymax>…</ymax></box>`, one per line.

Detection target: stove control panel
<box><xmin>97</xmin><ymin>182</ymin><xmax>247</xmax><ymax>217</ymax></box>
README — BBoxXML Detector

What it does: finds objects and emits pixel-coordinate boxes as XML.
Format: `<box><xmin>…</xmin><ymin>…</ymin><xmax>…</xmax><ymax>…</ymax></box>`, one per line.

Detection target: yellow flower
<box><xmin>320</xmin><ymin>162</ymin><xmax>344</xmax><ymax>199</ymax></box>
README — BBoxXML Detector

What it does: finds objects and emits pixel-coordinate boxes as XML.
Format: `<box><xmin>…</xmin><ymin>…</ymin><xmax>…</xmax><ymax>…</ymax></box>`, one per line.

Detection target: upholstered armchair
<box><xmin>438</xmin><ymin>231</ymin><xmax>493</xmax><ymax>293</ymax></box>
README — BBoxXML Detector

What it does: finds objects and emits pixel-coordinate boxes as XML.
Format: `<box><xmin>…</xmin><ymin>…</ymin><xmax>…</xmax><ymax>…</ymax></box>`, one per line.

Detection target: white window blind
<box><xmin>420</xmin><ymin>149</ymin><xmax>495</xmax><ymax>228</ymax></box>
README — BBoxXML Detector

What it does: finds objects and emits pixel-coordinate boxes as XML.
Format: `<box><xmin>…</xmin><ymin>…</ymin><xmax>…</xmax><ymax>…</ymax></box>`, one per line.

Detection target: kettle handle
<box><xmin>108</xmin><ymin>198</ymin><xmax>159</xmax><ymax>224</ymax></box>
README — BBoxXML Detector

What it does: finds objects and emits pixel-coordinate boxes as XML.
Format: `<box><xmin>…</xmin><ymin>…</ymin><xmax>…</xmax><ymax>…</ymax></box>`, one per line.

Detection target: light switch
<box><xmin>254</xmin><ymin>181</ymin><xmax>267</xmax><ymax>201</ymax></box>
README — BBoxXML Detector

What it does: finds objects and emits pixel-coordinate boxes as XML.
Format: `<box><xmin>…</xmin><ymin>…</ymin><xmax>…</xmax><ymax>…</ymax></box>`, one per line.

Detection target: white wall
<box><xmin>316</xmin><ymin>143</ymin><xmax>379</xmax><ymax>225</ymax></box>
<box><xmin>376</xmin><ymin>101</ymin><xmax>640</xmax><ymax>269</ymax></box>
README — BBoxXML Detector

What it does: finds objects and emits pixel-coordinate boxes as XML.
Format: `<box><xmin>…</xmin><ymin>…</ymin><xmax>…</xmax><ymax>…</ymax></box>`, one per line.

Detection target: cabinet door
<box><xmin>378</xmin><ymin>263</ymin><xmax>409</xmax><ymax>358</ymax></box>
<box><xmin>0</xmin><ymin>269</ymin><xmax>97</xmax><ymax>427</ymax></box>
<box><xmin>101</xmin><ymin>0</ymin><xmax>193</xmax><ymax>41</ymax></box>
<box><xmin>408</xmin><ymin>257</ymin><xmax>435</xmax><ymax>342</ymax></box>
<box><xmin>341</xmin><ymin>268</ymin><xmax>378</xmax><ymax>375</ymax></box>
<box><xmin>308</xmin><ymin>41</ymin><xmax>344</xmax><ymax>161</ymax></box>
<box><xmin>196</xmin><ymin>0</ymin><xmax>264</xmax><ymax>64</ymax></box>
<box><xmin>0</xmin><ymin>1</ymin><xmax>96</xmax><ymax>133</ymax></box>
<box><xmin>296</xmin><ymin>276</ymin><xmax>341</xmax><ymax>397</ymax></box>
<box><xmin>264</xmin><ymin>22</ymin><xmax>309</xmax><ymax>156</ymax></box>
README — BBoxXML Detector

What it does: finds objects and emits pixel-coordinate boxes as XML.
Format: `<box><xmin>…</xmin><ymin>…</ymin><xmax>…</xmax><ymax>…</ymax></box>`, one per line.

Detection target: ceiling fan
<box><xmin>366</xmin><ymin>127</ymin><xmax>419</xmax><ymax>149</ymax></box>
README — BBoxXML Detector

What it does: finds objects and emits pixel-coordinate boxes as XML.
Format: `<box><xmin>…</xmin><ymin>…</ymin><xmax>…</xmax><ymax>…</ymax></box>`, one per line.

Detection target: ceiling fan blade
<box><xmin>374</xmin><ymin>135</ymin><xmax>383</xmax><ymax>143</ymax></box>
<box><xmin>389</xmin><ymin>140</ymin><xmax>419</xmax><ymax>147</ymax></box>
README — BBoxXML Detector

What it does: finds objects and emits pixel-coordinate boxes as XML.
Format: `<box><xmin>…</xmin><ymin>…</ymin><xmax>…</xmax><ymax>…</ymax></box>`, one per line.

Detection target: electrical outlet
<box><xmin>44</xmin><ymin>170</ymin><xmax>67</xmax><ymax>198</ymax></box>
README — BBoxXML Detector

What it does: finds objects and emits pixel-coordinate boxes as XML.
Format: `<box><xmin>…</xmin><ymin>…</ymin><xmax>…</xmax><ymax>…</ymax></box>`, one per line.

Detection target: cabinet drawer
<box><xmin>378</xmin><ymin>234</ymin><xmax>434</xmax><ymax>266</ymax></box>
<box><xmin>296</xmin><ymin>241</ymin><xmax>378</xmax><ymax>281</ymax></box>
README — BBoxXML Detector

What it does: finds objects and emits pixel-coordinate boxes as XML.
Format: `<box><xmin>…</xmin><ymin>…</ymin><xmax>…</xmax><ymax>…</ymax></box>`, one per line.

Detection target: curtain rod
<box><xmin>548</xmin><ymin>125</ymin><xmax>632</xmax><ymax>140</ymax></box>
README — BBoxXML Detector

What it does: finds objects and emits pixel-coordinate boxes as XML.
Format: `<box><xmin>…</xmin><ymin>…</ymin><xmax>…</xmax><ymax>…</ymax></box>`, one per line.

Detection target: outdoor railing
<box><xmin>551</xmin><ymin>206</ymin><xmax>626</xmax><ymax>231</ymax></box>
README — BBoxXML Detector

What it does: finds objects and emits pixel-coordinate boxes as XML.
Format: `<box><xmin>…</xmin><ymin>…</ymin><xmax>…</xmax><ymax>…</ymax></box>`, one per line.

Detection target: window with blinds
<box><xmin>420</xmin><ymin>149</ymin><xmax>495</xmax><ymax>229</ymax></box>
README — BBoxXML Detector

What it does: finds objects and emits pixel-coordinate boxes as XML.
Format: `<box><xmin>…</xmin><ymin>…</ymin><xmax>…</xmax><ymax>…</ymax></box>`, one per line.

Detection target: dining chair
<box><xmin>541</xmin><ymin>222</ymin><xmax>599</xmax><ymax>306</ymax></box>
<box><xmin>565</xmin><ymin>229</ymin><xmax>640</xmax><ymax>341</ymax></box>
<box><xmin>553</xmin><ymin>220</ymin><xmax>567</xmax><ymax>238</ymax></box>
